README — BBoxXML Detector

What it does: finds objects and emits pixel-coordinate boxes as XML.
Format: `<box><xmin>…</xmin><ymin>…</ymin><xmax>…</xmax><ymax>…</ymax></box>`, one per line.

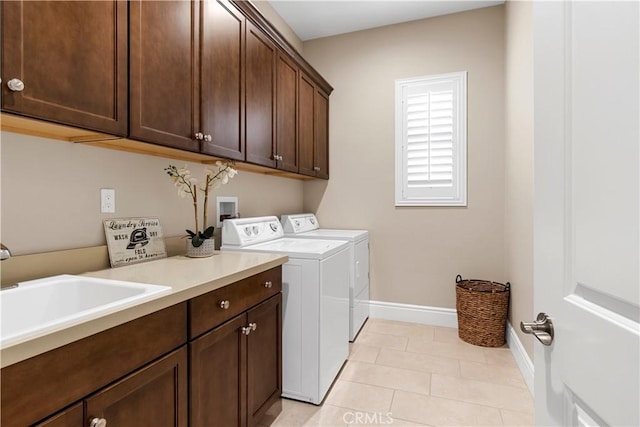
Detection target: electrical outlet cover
<box><xmin>101</xmin><ymin>188</ymin><xmax>115</xmax><ymax>213</ymax></box>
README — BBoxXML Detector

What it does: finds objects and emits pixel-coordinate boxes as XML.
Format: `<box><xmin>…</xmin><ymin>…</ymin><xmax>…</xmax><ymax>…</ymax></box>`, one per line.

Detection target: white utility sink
<box><xmin>0</xmin><ymin>274</ymin><xmax>171</xmax><ymax>347</ymax></box>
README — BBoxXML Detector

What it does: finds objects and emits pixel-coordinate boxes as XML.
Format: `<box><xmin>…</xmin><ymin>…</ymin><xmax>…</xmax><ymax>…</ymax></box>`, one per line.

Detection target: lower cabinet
<box><xmin>84</xmin><ymin>347</ymin><xmax>188</xmax><ymax>427</ymax></box>
<box><xmin>1</xmin><ymin>267</ymin><xmax>282</xmax><ymax>427</ymax></box>
<box><xmin>33</xmin><ymin>404</ymin><xmax>83</xmax><ymax>427</ymax></box>
<box><xmin>247</xmin><ymin>294</ymin><xmax>282</xmax><ymax>425</ymax></box>
<box><xmin>190</xmin><ymin>293</ymin><xmax>282</xmax><ymax>427</ymax></box>
<box><xmin>37</xmin><ymin>348</ymin><xmax>188</xmax><ymax>427</ymax></box>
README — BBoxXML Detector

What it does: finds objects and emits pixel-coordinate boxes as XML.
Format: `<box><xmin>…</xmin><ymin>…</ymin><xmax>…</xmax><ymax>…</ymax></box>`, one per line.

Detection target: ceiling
<box><xmin>268</xmin><ymin>0</ymin><xmax>505</xmax><ymax>42</ymax></box>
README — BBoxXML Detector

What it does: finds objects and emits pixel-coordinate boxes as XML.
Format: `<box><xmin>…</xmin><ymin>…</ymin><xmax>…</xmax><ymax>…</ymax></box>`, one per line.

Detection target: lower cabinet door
<box><xmin>84</xmin><ymin>347</ymin><xmax>188</xmax><ymax>427</ymax></box>
<box><xmin>190</xmin><ymin>314</ymin><xmax>248</xmax><ymax>427</ymax></box>
<box><xmin>34</xmin><ymin>403</ymin><xmax>83</xmax><ymax>427</ymax></box>
<box><xmin>247</xmin><ymin>294</ymin><xmax>282</xmax><ymax>426</ymax></box>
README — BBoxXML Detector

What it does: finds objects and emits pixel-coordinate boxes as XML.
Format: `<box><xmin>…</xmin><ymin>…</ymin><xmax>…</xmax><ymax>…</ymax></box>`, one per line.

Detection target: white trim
<box><xmin>368</xmin><ymin>300</ymin><xmax>458</xmax><ymax>328</ymax></box>
<box><xmin>505</xmin><ymin>321</ymin><xmax>535</xmax><ymax>395</ymax></box>
<box><xmin>368</xmin><ymin>301</ymin><xmax>535</xmax><ymax>395</ymax></box>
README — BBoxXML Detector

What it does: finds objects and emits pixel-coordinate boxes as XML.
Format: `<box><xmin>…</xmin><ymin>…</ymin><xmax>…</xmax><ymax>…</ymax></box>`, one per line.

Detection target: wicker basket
<box><xmin>455</xmin><ymin>275</ymin><xmax>510</xmax><ymax>347</ymax></box>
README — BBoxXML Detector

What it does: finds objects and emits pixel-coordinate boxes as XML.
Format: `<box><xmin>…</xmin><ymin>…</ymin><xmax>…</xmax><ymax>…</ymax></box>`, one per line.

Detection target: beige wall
<box><xmin>302</xmin><ymin>6</ymin><xmax>506</xmax><ymax>309</ymax></box>
<box><xmin>0</xmin><ymin>132</ymin><xmax>303</xmax><ymax>256</ymax></box>
<box><xmin>251</xmin><ymin>1</ymin><xmax>304</xmax><ymax>54</ymax></box>
<box><xmin>504</xmin><ymin>1</ymin><xmax>534</xmax><ymax>358</ymax></box>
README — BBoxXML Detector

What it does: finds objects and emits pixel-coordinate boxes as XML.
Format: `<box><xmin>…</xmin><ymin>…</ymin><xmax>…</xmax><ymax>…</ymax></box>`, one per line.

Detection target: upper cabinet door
<box><xmin>129</xmin><ymin>1</ymin><xmax>200</xmax><ymax>152</ymax></box>
<box><xmin>314</xmin><ymin>89</ymin><xmax>330</xmax><ymax>179</ymax></box>
<box><xmin>200</xmin><ymin>0</ymin><xmax>245</xmax><ymax>160</ymax></box>
<box><xmin>1</xmin><ymin>1</ymin><xmax>128</xmax><ymax>136</ymax></box>
<box><xmin>275</xmin><ymin>53</ymin><xmax>298</xmax><ymax>173</ymax></box>
<box><xmin>298</xmin><ymin>72</ymin><xmax>316</xmax><ymax>177</ymax></box>
<box><xmin>245</xmin><ymin>22</ymin><xmax>276</xmax><ymax>168</ymax></box>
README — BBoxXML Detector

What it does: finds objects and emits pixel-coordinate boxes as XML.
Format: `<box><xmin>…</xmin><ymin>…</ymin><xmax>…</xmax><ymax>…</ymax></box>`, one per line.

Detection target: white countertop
<box><xmin>0</xmin><ymin>251</ymin><xmax>288</xmax><ymax>368</ymax></box>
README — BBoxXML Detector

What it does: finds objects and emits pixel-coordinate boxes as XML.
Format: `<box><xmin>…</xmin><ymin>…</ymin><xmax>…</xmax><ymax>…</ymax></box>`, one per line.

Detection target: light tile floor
<box><xmin>261</xmin><ymin>319</ymin><xmax>533</xmax><ymax>427</ymax></box>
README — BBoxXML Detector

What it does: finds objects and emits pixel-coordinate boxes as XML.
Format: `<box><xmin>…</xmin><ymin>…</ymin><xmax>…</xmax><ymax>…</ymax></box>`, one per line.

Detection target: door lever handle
<box><xmin>520</xmin><ymin>312</ymin><xmax>554</xmax><ymax>346</ymax></box>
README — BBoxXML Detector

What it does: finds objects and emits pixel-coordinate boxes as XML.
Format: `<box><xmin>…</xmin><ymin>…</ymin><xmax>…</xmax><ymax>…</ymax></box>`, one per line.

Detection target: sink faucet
<box><xmin>1</xmin><ymin>243</ymin><xmax>12</xmax><ymax>261</ymax></box>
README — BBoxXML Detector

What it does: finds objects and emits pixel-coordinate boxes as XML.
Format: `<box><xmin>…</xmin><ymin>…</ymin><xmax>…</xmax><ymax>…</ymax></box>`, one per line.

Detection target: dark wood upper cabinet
<box><xmin>85</xmin><ymin>347</ymin><xmax>188</xmax><ymax>427</ymax></box>
<box><xmin>129</xmin><ymin>1</ymin><xmax>200</xmax><ymax>152</ymax></box>
<box><xmin>298</xmin><ymin>72</ymin><xmax>316</xmax><ymax>177</ymax></box>
<box><xmin>1</xmin><ymin>0</ymin><xmax>332</xmax><ymax>179</ymax></box>
<box><xmin>245</xmin><ymin>22</ymin><xmax>277</xmax><ymax>168</ymax></box>
<box><xmin>275</xmin><ymin>53</ymin><xmax>299</xmax><ymax>173</ymax></box>
<box><xmin>200</xmin><ymin>0</ymin><xmax>245</xmax><ymax>160</ymax></box>
<box><xmin>314</xmin><ymin>88</ymin><xmax>330</xmax><ymax>179</ymax></box>
<box><xmin>298</xmin><ymin>72</ymin><xmax>330</xmax><ymax>179</ymax></box>
<box><xmin>1</xmin><ymin>0</ymin><xmax>128</xmax><ymax>136</ymax></box>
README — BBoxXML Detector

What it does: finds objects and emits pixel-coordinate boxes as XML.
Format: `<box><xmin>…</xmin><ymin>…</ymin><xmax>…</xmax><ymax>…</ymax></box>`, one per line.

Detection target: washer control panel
<box><xmin>222</xmin><ymin>216</ymin><xmax>282</xmax><ymax>246</ymax></box>
<box><xmin>280</xmin><ymin>213</ymin><xmax>320</xmax><ymax>234</ymax></box>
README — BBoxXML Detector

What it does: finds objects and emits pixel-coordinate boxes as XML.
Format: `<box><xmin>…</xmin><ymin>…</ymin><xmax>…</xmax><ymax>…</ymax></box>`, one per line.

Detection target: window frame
<box><xmin>394</xmin><ymin>71</ymin><xmax>468</xmax><ymax>207</ymax></box>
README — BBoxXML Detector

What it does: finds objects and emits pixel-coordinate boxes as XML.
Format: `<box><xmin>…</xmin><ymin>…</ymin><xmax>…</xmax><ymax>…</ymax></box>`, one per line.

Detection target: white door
<box><xmin>533</xmin><ymin>2</ymin><xmax>639</xmax><ymax>426</ymax></box>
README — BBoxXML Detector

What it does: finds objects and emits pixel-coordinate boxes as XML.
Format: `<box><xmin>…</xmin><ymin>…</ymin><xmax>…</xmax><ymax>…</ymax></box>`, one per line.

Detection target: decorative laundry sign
<box><xmin>103</xmin><ymin>217</ymin><xmax>167</xmax><ymax>267</ymax></box>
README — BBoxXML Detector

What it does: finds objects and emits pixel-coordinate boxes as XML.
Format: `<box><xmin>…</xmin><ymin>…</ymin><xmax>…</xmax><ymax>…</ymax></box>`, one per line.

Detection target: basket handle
<box><xmin>505</xmin><ymin>282</ymin><xmax>511</xmax><ymax>291</ymax></box>
<box><xmin>456</xmin><ymin>274</ymin><xmax>462</xmax><ymax>283</ymax></box>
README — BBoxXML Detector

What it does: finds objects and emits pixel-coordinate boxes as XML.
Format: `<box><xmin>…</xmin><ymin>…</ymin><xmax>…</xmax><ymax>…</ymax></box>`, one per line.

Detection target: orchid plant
<box><xmin>164</xmin><ymin>161</ymin><xmax>237</xmax><ymax>247</ymax></box>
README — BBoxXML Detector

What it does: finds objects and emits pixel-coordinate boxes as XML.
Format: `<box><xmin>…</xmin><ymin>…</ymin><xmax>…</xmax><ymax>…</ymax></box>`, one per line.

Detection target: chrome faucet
<box><xmin>1</xmin><ymin>243</ymin><xmax>12</xmax><ymax>261</ymax></box>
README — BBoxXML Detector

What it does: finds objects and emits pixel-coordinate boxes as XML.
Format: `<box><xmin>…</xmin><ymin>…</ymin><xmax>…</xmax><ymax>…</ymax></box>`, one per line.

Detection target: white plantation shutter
<box><xmin>395</xmin><ymin>72</ymin><xmax>467</xmax><ymax>206</ymax></box>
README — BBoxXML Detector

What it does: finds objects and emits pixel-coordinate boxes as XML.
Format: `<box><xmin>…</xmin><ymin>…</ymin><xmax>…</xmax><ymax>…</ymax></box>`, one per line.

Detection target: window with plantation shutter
<box><xmin>395</xmin><ymin>72</ymin><xmax>467</xmax><ymax>206</ymax></box>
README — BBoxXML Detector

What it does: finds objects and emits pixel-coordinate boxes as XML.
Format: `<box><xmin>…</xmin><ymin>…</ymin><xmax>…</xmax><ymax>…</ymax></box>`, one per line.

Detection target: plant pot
<box><xmin>186</xmin><ymin>238</ymin><xmax>216</xmax><ymax>258</ymax></box>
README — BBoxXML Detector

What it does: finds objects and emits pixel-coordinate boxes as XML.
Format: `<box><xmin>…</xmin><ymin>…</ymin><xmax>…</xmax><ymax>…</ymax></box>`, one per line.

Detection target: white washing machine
<box><xmin>221</xmin><ymin>216</ymin><xmax>350</xmax><ymax>405</ymax></box>
<box><xmin>281</xmin><ymin>213</ymin><xmax>369</xmax><ymax>341</ymax></box>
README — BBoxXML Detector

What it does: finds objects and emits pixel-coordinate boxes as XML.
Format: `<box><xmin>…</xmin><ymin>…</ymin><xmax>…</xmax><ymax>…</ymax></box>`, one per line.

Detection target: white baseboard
<box><xmin>368</xmin><ymin>301</ymin><xmax>534</xmax><ymax>395</ymax></box>
<box><xmin>368</xmin><ymin>300</ymin><xmax>458</xmax><ymax>328</ymax></box>
<box><xmin>505</xmin><ymin>321</ymin><xmax>535</xmax><ymax>395</ymax></box>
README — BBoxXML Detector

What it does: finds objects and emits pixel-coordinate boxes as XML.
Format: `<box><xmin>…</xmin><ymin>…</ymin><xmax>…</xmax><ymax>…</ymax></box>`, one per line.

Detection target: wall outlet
<box><xmin>101</xmin><ymin>188</ymin><xmax>115</xmax><ymax>213</ymax></box>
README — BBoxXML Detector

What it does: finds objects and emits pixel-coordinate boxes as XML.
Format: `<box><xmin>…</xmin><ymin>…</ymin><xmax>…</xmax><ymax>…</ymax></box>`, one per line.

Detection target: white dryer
<box><xmin>281</xmin><ymin>213</ymin><xmax>369</xmax><ymax>341</ymax></box>
<box><xmin>221</xmin><ymin>216</ymin><xmax>350</xmax><ymax>405</ymax></box>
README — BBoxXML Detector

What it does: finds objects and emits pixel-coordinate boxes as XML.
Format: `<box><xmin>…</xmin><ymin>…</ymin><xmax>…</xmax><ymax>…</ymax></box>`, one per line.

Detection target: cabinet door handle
<box><xmin>313</xmin><ymin>166</ymin><xmax>320</xmax><ymax>171</ymax></box>
<box><xmin>89</xmin><ymin>418</ymin><xmax>107</xmax><ymax>427</ymax></box>
<box><xmin>264</xmin><ymin>281</ymin><xmax>272</xmax><ymax>288</ymax></box>
<box><xmin>219</xmin><ymin>300</ymin><xmax>230</xmax><ymax>310</ymax></box>
<box><xmin>241</xmin><ymin>322</ymin><xmax>257</xmax><ymax>335</ymax></box>
<box><xmin>203</xmin><ymin>134</ymin><xmax>212</xmax><ymax>142</ymax></box>
<box><xmin>195</xmin><ymin>132</ymin><xmax>204</xmax><ymax>141</ymax></box>
<box><xmin>7</xmin><ymin>78</ymin><xmax>24</xmax><ymax>92</ymax></box>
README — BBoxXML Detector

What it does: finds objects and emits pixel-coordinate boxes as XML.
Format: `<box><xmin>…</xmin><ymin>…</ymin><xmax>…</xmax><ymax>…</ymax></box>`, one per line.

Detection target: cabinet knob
<box><xmin>313</xmin><ymin>166</ymin><xmax>320</xmax><ymax>171</ymax></box>
<box><xmin>7</xmin><ymin>78</ymin><xmax>24</xmax><ymax>92</ymax></box>
<box><xmin>89</xmin><ymin>418</ymin><xmax>107</xmax><ymax>427</ymax></box>
<box><xmin>241</xmin><ymin>322</ymin><xmax>257</xmax><ymax>335</ymax></box>
<box><xmin>264</xmin><ymin>281</ymin><xmax>272</xmax><ymax>288</ymax></box>
<box><xmin>219</xmin><ymin>300</ymin><xmax>230</xmax><ymax>310</ymax></box>
<box><xmin>195</xmin><ymin>132</ymin><xmax>204</xmax><ymax>140</ymax></box>
<box><xmin>203</xmin><ymin>134</ymin><xmax>212</xmax><ymax>142</ymax></box>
